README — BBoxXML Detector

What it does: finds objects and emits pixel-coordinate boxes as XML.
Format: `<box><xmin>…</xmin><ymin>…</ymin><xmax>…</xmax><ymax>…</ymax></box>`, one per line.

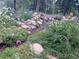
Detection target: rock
<box><xmin>32</xmin><ymin>43</ymin><xmax>44</xmax><ymax>55</ymax></box>
<box><xmin>33</xmin><ymin>58</ymin><xmax>40</xmax><ymax>59</ymax></box>
<box><xmin>19</xmin><ymin>12</ymin><xmax>61</xmax><ymax>35</ymax></box>
<box><xmin>27</xmin><ymin>31</ymin><xmax>32</xmax><ymax>34</ymax></box>
<box><xmin>47</xmin><ymin>55</ymin><xmax>58</xmax><ymax>59</ymax></box>
<box><xmin>31</xmin><ymin>20</ymin><xmax>37</xmax><ymax>25</ymax></box>
<box><xmin>16</xmin><ymin>40</ymin><xmax>22</xmax><ymax>46</ymax></box>
<box><xmin>37</xmin><ymin>20</ymin><xmax>43</xmax><ymax>25</ymax></box>
<box><xmin>21</xmin><ymin>23</ymin><xmax>29</xmax><ymax>29</ymax></box>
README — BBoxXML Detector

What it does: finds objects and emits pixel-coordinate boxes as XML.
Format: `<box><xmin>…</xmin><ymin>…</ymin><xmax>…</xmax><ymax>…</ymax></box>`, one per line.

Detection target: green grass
<box><xmin>28</xmin><ymin>21</ymin><xmax>79</xmax><ymax>59</ymax></box>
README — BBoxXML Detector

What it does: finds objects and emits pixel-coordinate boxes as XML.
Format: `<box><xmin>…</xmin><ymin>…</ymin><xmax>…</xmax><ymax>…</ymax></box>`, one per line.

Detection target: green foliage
<box><xmin>0</xmin><ymin>48</ymin><xmax>16</xmax><ymax>59</ymax></box>
<box><xmin>0</xmin><ymin>26</ymin><xmax>18</xmax><ymax>44</ymax></box>
<box><xmin>0</xmin><ymin>8</ymin><xmax>28</xmax><ymax>46</ymax></box>
<box><xmin>0</xmin><ymin>27</ymin><xmax>28</xmax><ymax>46</ymax></box>
<box><xmin>0</xmin><ymin>8</ymin><xmax>17</xmax><ymax>28</ymax></box>
<box><xmin>19</xmin><ymin>12</ymin><xmax>32</xmax><ymax>21</ymax></box>
<box><xmin>4</xmin><ymin>36</ymin><xmax>16</xmax><ymax>46</ymax></box>
<box><xmin>16</xmin><ymin>44</ymin><xmax>34</xmax><ymax>59</ymax></box>
<box><xmin>0</xmin><ymin>26</ymin><xmax>17</xmax><ymax>46</ymax></box>
<box><xmin>0</xmin><ymin>44</ymin><xmax>34</xmax><ymax>59</ymax></box>
<box><xmin>28</xmin><ymin>21</ymin><xmax>79</xmax><ymax>59</ymax></box>
<box><xmin>16</xmin><ymin>28</ymin><xmax>28</xmax><ymax>41</ymax></box>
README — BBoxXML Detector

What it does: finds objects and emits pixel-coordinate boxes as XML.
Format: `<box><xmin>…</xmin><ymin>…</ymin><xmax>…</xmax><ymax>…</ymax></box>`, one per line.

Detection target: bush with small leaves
<box><xmin>15</xmin><ymin>28</ymin><xmax>28</xmax><ymax>41</ymax></box>
<box><xmin>0</xmin><ymin>27</ymin><xmax>28</xmax><ymax>46</ymax></box>
<box><xmin>0</xmin><ymin>8</ymin><xmax>17</xmax><ymax>28</ymax></box>
<box><xmin>28</xmin><ymin>21</ymin><xmax>79</xmax><ymax>59</ymax></box>
<box><xmin>0</xmin><ymin>44</ymin><xmax>35</xmax><ymax>59</ymax></box>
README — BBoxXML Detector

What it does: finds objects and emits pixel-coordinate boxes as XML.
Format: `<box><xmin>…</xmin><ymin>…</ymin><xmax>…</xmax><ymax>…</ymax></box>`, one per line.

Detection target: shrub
<box><xmin>19</xmin><ymin>12</ymin><xmax>32</xmax><ymax>21</ymax></box>
<box><xmin>20</xmin><ymin>13</ymin><xmax>32</xmax><ymax>21</ymax></box>
<box><xmin>3</xmin><ymin>36</ymin><xmax>17</xmax><ymax>47</ymax></box>
<box><xmin>15</xmin><ymin>28</ymin><xmax>28</xmax><ymax>41</ymax></box>
<box><xmin>0</xmin><ymin>26</ymin><xmax>18</xmax><ymax>46</ymax></box>
<box><xmin>28</xmin><ymin>21</ymin><xmax>79</xmax><ymax>59</ymax></box>
<box><xmin>16</xmin><ymin>44</ymin><xmax>35</xmax><ymax>59</ymax></box>
<box><xmin>0</xmin><ymin>44</ymin><xmax>35</xmax><ymax>59</ymax></box>
<box><xmin>0</xmin><ymin>48</ymin><xmax>16</xmax><ymax>59</ymax></box>
<box><xmin>0</xmin><ymin>8</ymin><xmax>17</xmax><ymax>28</ymax></box>
<box><xmin>0</xmin><ymin>27</ymin><xmax>28</xmax><ymax>46</ymax></box>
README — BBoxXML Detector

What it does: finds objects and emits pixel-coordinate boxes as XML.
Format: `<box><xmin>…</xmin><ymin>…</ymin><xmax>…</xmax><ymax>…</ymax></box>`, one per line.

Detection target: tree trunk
<box><xmin>14</xmin><ymin>0</ymin><xmax>16</xmax><ymax>11</ymax></box>
<box><xmin>14</xmin><ymin>0</ymin><xmax>18</xmax><ymax>20</ymax></box>
<box><xmin>62</xmin><ymin>0</ymin><xmax>72</xmax><ymax>15</ymax></box>
<box><xmin>36</xmin><ymin>0</ymin><xmax>40</xmax><ymax>12</ymax></box>
<box><xmin>45</xmin><ymin>0</ymin><xmax>48</xmax><ymax>13</ymax></box>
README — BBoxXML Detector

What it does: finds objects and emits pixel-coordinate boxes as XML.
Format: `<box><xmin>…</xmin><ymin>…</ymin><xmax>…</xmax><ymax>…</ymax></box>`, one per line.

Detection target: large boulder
<box><xmin>47</xmin><ymin>55</ymin><xmax>58</xmax><ymax>59</ymax></box>
<box><xmin>31</xmin><ymin>43</ymin><xmax>44</xmax><ymax>55</ymax></box>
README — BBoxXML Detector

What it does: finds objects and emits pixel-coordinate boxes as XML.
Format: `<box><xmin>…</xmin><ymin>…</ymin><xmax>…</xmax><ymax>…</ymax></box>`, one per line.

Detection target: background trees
<box><xmin>2</xmin><ymin>0</ymin><xmax>79</xmax><ymax>15</ymax></box>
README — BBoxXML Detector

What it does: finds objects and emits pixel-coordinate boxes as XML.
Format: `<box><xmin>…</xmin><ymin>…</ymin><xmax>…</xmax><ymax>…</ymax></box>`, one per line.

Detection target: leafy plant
<box><xmin>16</xmin><ymin>44</ymin><xmax>35</xmax><ymax>59</ymax></box>
<box><xmin>0</xmin><ymin>48</ymin><xmax>16</xmax><ymax>59</ymax></box>
<box><xmin>15</xmin><ymin>28</ymin><xmax>28</xmax><ymax>41</ymax></box>
<box><xmin>28</xmin><ymin>21</ymin><xmax>79</xmax><ymax>59</ymax></box>
<box><xmin>0</xmin><ymin>8</ymin><xmax>17</xmax><ymax>28</ymax></box>
<box><xmin>3</xmin><ymin>36</ymin><xmax>16</xmax><ymax>47</ymax></box>
<box><xmin>0</xmin><ymin>26</ymin><xmax>18</xmax><ymax>46</ymax></box>
<box><xmin>0</xmin><ymin>44</ymin><xmax>35</xmax><ymax>59</ymax></box>
<box><xmin>0</xmin><ymin>27</ymin><xmax>28</xmax><ymax>46</ymax></box>
<box><xmin>20</xmin><ymin>13</ymin><xmax>32</xmax><ymax>21</ymax></box>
